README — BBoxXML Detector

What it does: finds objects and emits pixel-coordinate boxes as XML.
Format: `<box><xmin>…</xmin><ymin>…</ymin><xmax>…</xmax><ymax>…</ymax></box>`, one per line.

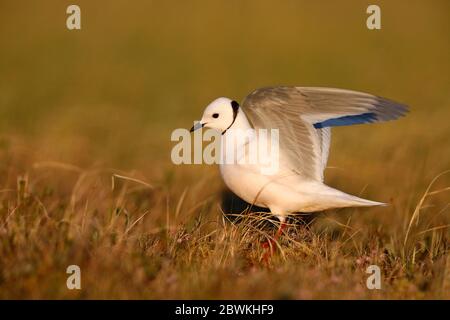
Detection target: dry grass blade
<box><xmin>111</xmin><ymin>174</ymin><xmax>154</xmax><ymax>190</ymax></box>
<box><xmin>404</xmin><ymin>170</ymin><xmax>450</xmax><ymax>246</ymax></box>
<box><xmin>33</xmin><ymin>161</ymin><xmax>83</xmax><ymax>172</ymax></box>
<box><xmin>415</xmin><ymin>224</ymin><xmax>450</xmax><ymax>236</ymax></box>
<box><xmin>124</xmin><ymin>210</ymin><xmax>149</xmax><ymax>236</ymax></box>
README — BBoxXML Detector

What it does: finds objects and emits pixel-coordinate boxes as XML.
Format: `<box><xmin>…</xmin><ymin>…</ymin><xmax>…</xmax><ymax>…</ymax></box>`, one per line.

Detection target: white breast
<box><xmin>218</xmin><ymin>130</ymin><xmax>305</xmax><ymax>214</ymax></box>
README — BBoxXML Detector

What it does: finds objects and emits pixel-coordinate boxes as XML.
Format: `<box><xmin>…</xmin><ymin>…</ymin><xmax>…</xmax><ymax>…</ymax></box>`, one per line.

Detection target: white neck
<box><xmin>226</xmin><ymin>108</ymin><xmax>252</xmax><ymax>132</ymax></box>
<box><xmin>221</xmin><ymin>109</ymin><xmax>254</xmax><ymax>160</ymax></box>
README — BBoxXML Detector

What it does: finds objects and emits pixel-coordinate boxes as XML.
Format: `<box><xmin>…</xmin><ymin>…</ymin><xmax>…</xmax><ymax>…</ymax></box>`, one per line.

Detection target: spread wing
<box><xmin>241</xmin><ymin>86</ymin><xmax>408</xmax><ymax>181</ymax></box>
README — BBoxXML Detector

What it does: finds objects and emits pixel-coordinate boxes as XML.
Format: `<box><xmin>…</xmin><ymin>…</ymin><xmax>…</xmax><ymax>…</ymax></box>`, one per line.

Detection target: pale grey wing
<box><xmin>241</xmin><ymin>86</ymin><xmax>408</xmax><ymax>181</ymax></box>
<box><xmin>242</xmin><ymin>89</ymin><xmax>324</xmax><ymax>181</ymax></box>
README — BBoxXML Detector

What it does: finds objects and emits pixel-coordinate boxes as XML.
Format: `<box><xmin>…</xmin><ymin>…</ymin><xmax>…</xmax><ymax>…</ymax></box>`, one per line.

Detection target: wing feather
<box><xmin>241</xmin><ymin>86</ymin><xmax>408</xmax><ymax>181</ymax></box>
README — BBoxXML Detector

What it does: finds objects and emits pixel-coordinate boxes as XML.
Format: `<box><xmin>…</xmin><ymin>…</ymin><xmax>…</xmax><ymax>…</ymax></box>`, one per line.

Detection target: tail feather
<box><xmin>338</xmin><ymin>192</ymin><xmax>386</xmax><ymax>208</ymax></box>
<box><xmin>297</xmin><ymin>182</ymin><xmax>386</xmax><ymax>212</ymax></box>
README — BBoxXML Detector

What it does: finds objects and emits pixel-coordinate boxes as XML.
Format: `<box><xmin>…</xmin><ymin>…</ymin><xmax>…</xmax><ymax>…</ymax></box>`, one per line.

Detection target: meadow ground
<box><xmin>0</xmin><ymin>1</ymin><xmax>449</xmax><ymax>299</ymax></box>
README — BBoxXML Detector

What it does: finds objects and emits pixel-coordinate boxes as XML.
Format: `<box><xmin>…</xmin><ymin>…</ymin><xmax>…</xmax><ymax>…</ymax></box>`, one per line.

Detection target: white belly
<box><xmin>219</xmin><ymin>162</ymin><xmax>307</xmax><ymax>215</ymax></box>
<box><xmin>217</xmin><ymin>126</ymin><xmax>358</xmax><ymax>216</ymax></box>
<box><xmin>218</xmin><ymin>129</ymin><xmax>309</xmax><ymax>216</ymax></box>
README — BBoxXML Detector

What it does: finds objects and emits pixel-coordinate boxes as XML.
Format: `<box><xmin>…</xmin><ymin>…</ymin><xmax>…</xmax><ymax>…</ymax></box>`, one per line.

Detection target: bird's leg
<box><xmin>261</xmin><ymin>218</ymin><xmax>286</xmax><ymax>262</ymax></box>
<box><xmin>262</xmin><ymin>222</ymin><xmax>286</xmax><ymax>249</ymax></box>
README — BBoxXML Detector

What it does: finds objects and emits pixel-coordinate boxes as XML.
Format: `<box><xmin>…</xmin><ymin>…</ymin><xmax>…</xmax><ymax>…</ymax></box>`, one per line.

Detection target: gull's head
<box><xmin>190</xmin><ymin>97</ymin><xmax>240</xmax><ymax>133</ymax></box>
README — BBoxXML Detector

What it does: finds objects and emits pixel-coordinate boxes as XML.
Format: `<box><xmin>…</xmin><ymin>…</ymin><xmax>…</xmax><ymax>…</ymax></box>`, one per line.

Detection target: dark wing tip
<box><xmin>374</xmin><ymin>96</ymin><xmax>410</xmax><ymax>121</ymax></box>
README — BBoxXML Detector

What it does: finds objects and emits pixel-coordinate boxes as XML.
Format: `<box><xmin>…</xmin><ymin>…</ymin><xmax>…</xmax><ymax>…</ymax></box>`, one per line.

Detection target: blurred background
<box><xmin>1</xmin><ymin>1</ymin><xmax>448</xmax><ymax>171</ymax></box>
<box><xmin>0</xmin><ymin>0</ymin><xmax>449</xmax><ymax>299</ymax></box>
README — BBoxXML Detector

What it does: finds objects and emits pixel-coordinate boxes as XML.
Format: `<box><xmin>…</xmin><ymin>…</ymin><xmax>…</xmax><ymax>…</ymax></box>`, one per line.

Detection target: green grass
<box><xmin>0</xmin><ymin>0</ymin><xmax>449</xmax><ymax>299</ymax></box>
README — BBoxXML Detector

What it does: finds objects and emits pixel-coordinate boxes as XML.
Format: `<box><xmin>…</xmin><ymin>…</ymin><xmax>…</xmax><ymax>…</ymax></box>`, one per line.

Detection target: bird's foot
<box><xmin>261</xmin><ymin>238</ymin><xmax>277</xmax><ymax>250</ymax></box>
<box><xmin>261</xmin><ymin>239</ymin><xmax>276</xmax><ymax>264</ymax></box>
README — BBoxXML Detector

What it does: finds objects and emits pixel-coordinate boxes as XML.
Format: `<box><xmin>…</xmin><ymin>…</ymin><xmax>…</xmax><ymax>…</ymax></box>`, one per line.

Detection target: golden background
<box><xmin>0</xmin><ymin>1</ymin><xmax>448</xmax><ymax>299</ymax></box>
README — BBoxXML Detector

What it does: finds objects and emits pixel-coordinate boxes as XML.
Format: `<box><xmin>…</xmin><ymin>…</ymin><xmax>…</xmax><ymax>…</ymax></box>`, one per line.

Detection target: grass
<box><xmin>0</xmin><ymin>149</ymin><xmax>448</xmax><ymax>299</ymax></box>
<box><xmin>0</xmin><ymin>0</ymin><xmax>449</xmax><ymax>299</ymax></box>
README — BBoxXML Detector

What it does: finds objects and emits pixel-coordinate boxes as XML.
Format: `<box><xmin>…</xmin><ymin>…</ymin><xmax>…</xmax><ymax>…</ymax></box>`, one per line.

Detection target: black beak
<box><xmin>190</xmin><ymin>122</ymin><xmax>204</xmax><ymax>132</ymax></box>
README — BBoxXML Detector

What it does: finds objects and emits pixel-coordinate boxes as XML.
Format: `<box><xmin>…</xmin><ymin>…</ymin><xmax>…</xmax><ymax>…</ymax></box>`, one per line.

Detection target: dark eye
<box><xmin>212</xmin><ymin>113</ymin><xmax>219</xmax><ymax>118</ymax></box>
